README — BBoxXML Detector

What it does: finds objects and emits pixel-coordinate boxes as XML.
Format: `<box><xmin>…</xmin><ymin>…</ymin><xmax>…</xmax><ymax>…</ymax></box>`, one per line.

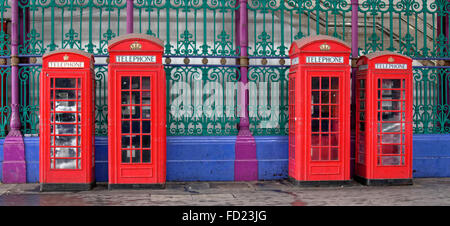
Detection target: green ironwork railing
<box><xmin>0</xmin><ymin>0</ymin><xmax>449</xmax><ymax>138</ymax></box>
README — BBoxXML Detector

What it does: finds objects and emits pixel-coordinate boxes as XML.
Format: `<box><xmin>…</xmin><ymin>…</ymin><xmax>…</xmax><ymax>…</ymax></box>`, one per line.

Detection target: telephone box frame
<box><xmin>39</xmin><ymin>49</ymin><xmax>95</xmax><ymax>191</ymax></box>
<box><xmin>288</xmin><ymin>35</ymin><xmax>351</xmax><ymax>186</ymax></box>
<box><xmin>355</xmin><ymin>51</ymin><xmax>413</xmax><ymax>186</ymax></box>
<box><xmin>107</xmin><ymin>33</ymin><xmax>166</xmax><ymax>189</ymax></box>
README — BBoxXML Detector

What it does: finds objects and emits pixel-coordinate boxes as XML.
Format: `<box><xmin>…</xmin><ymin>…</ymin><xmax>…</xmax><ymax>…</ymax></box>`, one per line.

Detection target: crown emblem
<box><xmin>63</xmin><ymin>54</ymin><xmax>69</xmax><ymax>61</ymax></box>
<box><xmin>388</xmin><ymin>57</ymin><xmax>394</xmax><ymax>63</ymax></box>
<box><xmin>130</xmin><ymin>41</ymin><xmax>142</xmax><ymax>50</ymax></box>
<box><xmin>320</xmin><ymin>43</ymin><xmax>330</xmax><ymax>51</ymax></box>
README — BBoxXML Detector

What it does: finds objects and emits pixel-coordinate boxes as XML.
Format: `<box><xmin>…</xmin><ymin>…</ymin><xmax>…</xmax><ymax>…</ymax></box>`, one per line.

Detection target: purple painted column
<box><xmin>350</xmin><ymin>0</ymin><xmax>359</xmax><ymax>177</ymax></box>
<box><xmin>235</xmin><ymin>0</ymin><xmax>258</xmax><ymax>181</ymax></box>
<box><xmin>127</xmin><ymin>0</ymin><xmax>134</xmax><ymax>34</ymax></box>
<box><xmin>3</xmin><ymin>0</ymin><xmax>26</xmax><ymax>183</ymax></box>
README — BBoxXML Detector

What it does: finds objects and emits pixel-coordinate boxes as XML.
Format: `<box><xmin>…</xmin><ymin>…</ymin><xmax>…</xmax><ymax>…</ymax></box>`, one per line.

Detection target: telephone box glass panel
<box><xmin>50</xmin><ymin>78</ymin><xmax>82</xmax><ymax>169</ymax></box>
<box><xmin>120</xmin><ymin>76</ymin><xmax>152</xmax><ymax>164</ymax></box>
<box><xmin>311</xmin><ymin>76</ymin><xmax>340</xmax><ymax>161</ymax></box>
<box><xmin>377</xmin><ymin>78</ymin><xmax>406</xmax><ymax>166</ymax></box>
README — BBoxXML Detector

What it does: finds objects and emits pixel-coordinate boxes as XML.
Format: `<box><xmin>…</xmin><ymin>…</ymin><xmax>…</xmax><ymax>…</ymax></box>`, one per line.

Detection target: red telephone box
<box><xmin>355</xmin><ymin>51</ymin><xmax>413</xmax><ymax>185</ymax></box>
<box><xmin>39</xmin><ymin>49</ymin><xmax>95</xmax><ymax>191</ymax></box>
<box><xmin>107</xmin><ymin>33</ymin><xmax>166</xmax><ymax>189</ymax></box>
<box><xmin>288</xmin><ymin>35</ymin><xmax>351</xmax><ymax>185</ymax></box>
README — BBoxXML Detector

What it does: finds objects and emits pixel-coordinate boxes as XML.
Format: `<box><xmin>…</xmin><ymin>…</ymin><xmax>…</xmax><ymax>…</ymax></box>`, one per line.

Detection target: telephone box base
<box><xmin>354</xmin><ymin>175</ymin><xmax>413</xmax><ymax>186</ymax></box>
<box><xmin>108</xmin><ymin>183</ymin><xmax>165</xmax><ymax>190</ymax></box>
<box><xmin>40</xmin><ymin>183</ymin><xmax>94</xmax><ymax>192</ymax></box>
<box><xmin>288</xmin><ymin>176</ymin><xmax>351</xmax><ymax>187</ymax></box>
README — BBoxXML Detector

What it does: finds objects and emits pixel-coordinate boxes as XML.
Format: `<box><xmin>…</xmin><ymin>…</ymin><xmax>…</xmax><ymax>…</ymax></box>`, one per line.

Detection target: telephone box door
<box><xmin>113</xmin><ymin>70</ymin><xmax>158</xmax><ymax>184</ymax></box>
<box><xmin>307</xmin><ymin>70</ymin><xmax>349</xmax><ymax>181</ymax></box>
<box><xmin>372</xmin><ymin>76</ymin><xmax>412</xmax><ymax>180</ymax></box>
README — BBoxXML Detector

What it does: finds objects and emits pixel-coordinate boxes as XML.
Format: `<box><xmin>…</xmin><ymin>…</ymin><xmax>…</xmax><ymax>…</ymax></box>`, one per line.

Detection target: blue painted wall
<box><xmin>412</xmin><ymin>134</ymin><xmax>450</xmax><ymax>177</ymax></box>
<box><xmin>1</xmin><ymin>134</ymin><xmax>450</xmax><ymax>182</ymax></box>
<box><xmin>255</xmin><ymin>136</ymin><xmax>288</xmax><ymax>180</ymax></box>
<box><xmin>166</xmin><ymin>136</ymin><xmax>236</xmax><ymax>181</ymax></box>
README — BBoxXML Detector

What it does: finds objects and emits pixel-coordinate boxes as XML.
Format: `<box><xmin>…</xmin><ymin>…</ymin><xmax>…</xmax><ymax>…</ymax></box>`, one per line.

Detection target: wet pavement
<box><xmin>1</xmin><ymin>178</ymin><xmax>450</xmax><ymax>206</ymax></box>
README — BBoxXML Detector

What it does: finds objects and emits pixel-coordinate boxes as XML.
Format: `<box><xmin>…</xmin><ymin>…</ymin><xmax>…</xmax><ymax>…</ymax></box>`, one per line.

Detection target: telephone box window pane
<box><xmin>321</xmin><ymin>134</ymin><xmax>329</xmax><ymax>146</ymax></box>
<box><xmin>330</xmin><ymin>134</ymin><xmax>338</xmax><ymax>146</ymax></box>
<box><xmin>142</xmin><ymin>106</ymin><xmax>151</xmax><ymax>119</ymax></box>
<box><xmin>381</xmin><ymin>145</ymin><xmax>401</xmax><ymax>154</ymax></box>
<box><xmin>55</xmin><ymin>159</ymin><xmax>77</xmax><ymax>169</ymax></box>
<box><xmin>382</xmin><ymin>101</ymin><xmax>401</xmax><ymax>111</ymax></box>
<box><xmin>321</xmin><ymin>106</ymin><xmax>329</xmax><ymax>118</ymax></box>
<box><xmin>312</xmin><ymin>120</ymin><xmax>320</xmax><ymax>132</ymax></box>
<box><xmin>142</xmin><ymin>92</ymin><xmax>151</xmax><ymax>104</ymax></box>
<box><xmin>122</xmin><ymin>77</ymin><xmax>130</xmax><ymax>90</ymax></box>
<box><xmin>55</xmin><ymin>136</ymin><xmax>77</xmax><ymax>146</ymax></box>
<box><xmin>321</xmin><ymin>147</ymin><xmax>329</xmax><ymax>160</ymax></box>
<box><xmin>55</xmin><ymin>124</ymin><xmax>76</xmax><ymax>135</ymax></box>
<box><xmin>382</xmin><ymin>112</ymin><xmax>401</xmax><ymax>122</ymax></box>
<box><xmin>382</xmin><ymin>90</ymin><xmax>402</xmax><ymax>100</ymax></box>
<box><xmin>331</xmin><ymin>77</ymin><xmax>339</xmax><ymax>89</ymax></box>
<box><xmin>142</xmin><ymin>135</ymin><xmax>151</xmax><ymax>148</ymax></box>
<box><xmin>132</xmin><ymin>106</ymin><xmax>141</xmax><ymax>119</ymax></box>
<box><xmin>132</xmin><ymin>121</ymin><xmax>140</xmax><ymax>134</ymax></box>
<box><xmin>382</xmin><ymin>123</ymin><xmax>401</xmax><ymax>132</ymax></box>
<box><xmin>142</xmin><ymin>149</ymin><xmax>151</xmax><ymax>163</ymax></box>
<box><xmin>122</xmin><ymin>150</ymin><xmax>130</xmax><ymax>163</ymax></box>
<box><xmin>381</xmin><ymin>156</ymin><xmax>401</xmax><ymax>166</ymax></box>
<box><xmin>54</xmin><ymin>101</ymin><xmax>77</xmax><ymax>112</ymax></box>
<box><xmin>55</xmin><ymin>90</ymin><xmax>77</xmax><ymax>100</ymax></box>
<box><xmin>331</xmin><ymin>148</ymin><xmax>339</xmax><ymax>160</ymax></box>
<box><xmin>122</xmin><ymin>136</ymin><xmax>130</xmax><ymax>148</ymax></box>
<box><xmin>321</xmin><ymin>91</ymin><xmax>329</xmax><ymax>104</ymax></box>
<box><xmin>321</xmin><ymin>77</ymin><xmax>329</xmax><ymax>89</ymax></box>
<box><xmin>132</xmin><ymin>135</ymin><xmax>141</xmax><ymax>148</ymax></box>
<box><xmin>321</xmin><ymin>120</ymin><xmax>329</xmax><ymax>132</ymax></box>
<box><xmin>55</xmin><ymin>148</ymin><xmax>77</xmax><ymax>158</ymax></box>
<box><xmin>382</xmin><ymin>79</ymin><xmax>401</xmax><ymax>89</ymax></box>
<box><xmin>132</xmin><ymin>92</ymin><xmax>140</xmax><ymax>104</ymax></box>
<box><xmin>132</xmin><ymin>77</ymin><xmax>140</xmax><ymax>89</ymax></box>
<box><xmin>312</xmin><ymin>105</ymin><xmax>320</xmax><ymax>118</ymax></box>
<box><xmin>122</xmin><ymin>107</ymin><xmax>130</xmax><ymax>119</ymax></box>
<box><xmin>359</xmin><ymin>122</ymin><xmax>365</xmax><ymax>132</ymax></box>
<box><xmin>142</xmin><ymin>121</ymin><xmax>151</xmax><ymax>133</ymax></box>
<box><xmin>382</xmin><ymin>134</ymin><xmax>401</xmax><ymax>144</ymax></box>
<box><xmin>142</xmin><ymin>77</ymin><xmax>151</xmax><ymax>90</ymax></box>
<box><xmin>312</xmin><ymin>77</ymin><xmax>320</xmax><ymax>89</ymax></box>
<box><xmin>121</xmin><ymin>121</ymin><xmax>130</xmax><ymax>133</ymax></box>
<box><xmin>312</xmin><ymin>91</ymin><xmax>320</xmax><ymax>104</ymax></box>
<box><xmin>311</xmin><ymin>148</ymin><xmax>320</xmax><ymax>160</ymax></box>
<box><xmin>55</xmin><ymin>78</ymin><xmax>77</xmax><ymax>88</ymax></box>
<box><xmin>311</xmin><ymin>134</ymin><xmax>320</xmax><ymax>146</ymax></box>
<box><xmin>330</xmin><ymin>92</ymin><xmax>338</xmax><ymax>103</ymax></box>
<box><xmin>331</xmin><ymin>120</ymin><xmax>339</xmax><ymax>132</ymax></box>
<box><xmin>121</xmin><ymin>92</ymin><xmax>130</xmax><ymax>104</ymax></box>
<box><xmin>131</xmin><ymin>150</ymin><xmax>141</xmax><ymax>163</ymax></box>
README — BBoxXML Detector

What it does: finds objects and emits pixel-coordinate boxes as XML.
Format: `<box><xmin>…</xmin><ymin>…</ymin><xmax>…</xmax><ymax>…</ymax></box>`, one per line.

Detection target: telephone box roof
<box><xmin>43</xmin><ymin>49</ymin><xmax>94</xmax><ymax>59</ymax></box>
<box><xmin>290</xmin><ymin>35</ymin><xmax>351</xmax><ymax>52</ymax></box>
<box><xmin>108</xmin><ymin>33</ymin><xmax>164</xmax><ymax>48</ymax></box>
<box><xmin>360</xmin><ymin>51</ymin><xmax>412</xmax><ymax>61</ymax></box>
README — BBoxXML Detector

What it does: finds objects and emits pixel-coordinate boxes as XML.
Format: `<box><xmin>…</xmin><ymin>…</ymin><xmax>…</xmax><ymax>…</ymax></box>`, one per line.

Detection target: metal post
<box><xmin>2</xmin><ymin>0</ymin><xmax>26</xmax><ymax>183</ymax></box>
<box><xmin>350</xmin><ymin>0</ymin><xmax>359</xmax><ymax>177</ymax></box>
<box><xmin>234</xmin><ymin>0</ymin><xmax>258</xmax><ymax>181</ymax></box>
<box><xmin>127</xmin><ymin>0</ymin><xmax>134</xmax><ymax>34</ymax></box>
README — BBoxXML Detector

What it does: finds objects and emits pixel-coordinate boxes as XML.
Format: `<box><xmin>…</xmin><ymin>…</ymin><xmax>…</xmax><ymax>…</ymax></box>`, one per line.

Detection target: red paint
<box><xmin>107</xmin><ymin>34</ymin><xmax>166</xmax><ymax>186</ymax></box>
<box><xmin>288</xmin><ymin>35</ymin><xmax>351</xmax><ymax>183</ymax></box>
<box><xmin>355</xmin><ymin>52</ymin><xmax>413</xmax><ymax>181</ymax></box>
<box><xmin>39</xmin><ymin>50</ymin><xmax>95</xmax><ymax>185</ymax></box>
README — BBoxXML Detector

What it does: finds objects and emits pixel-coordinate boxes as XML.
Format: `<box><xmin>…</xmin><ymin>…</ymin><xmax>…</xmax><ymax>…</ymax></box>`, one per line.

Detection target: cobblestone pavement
<box><xmin>0</xmin><ymin>178</ymin><xmax>450</xmax><ymax>206</ymax></box>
